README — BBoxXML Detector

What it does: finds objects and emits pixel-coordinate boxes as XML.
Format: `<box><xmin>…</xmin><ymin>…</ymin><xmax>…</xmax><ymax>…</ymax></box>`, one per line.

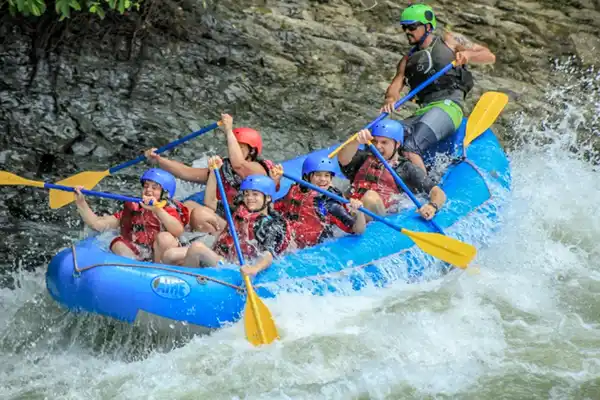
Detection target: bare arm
<box><xmin>154</xmin><ymin>208</ymin><xmax>185</xmax><ymax>237</ymax></box>
<box><xmin>221</xmin><ymin>113</ymin><xmax>266</xmax><ymax>178</ymax></box>
<box><xmin>225</xmin><ymin>130</ymin><xmax>267</xmax><ymax>177</ymax></box>
<box><xmin>203</xmin><ymin>168</ymin><xmax>218</xmax><ymax>211</ymax></box>
<box><xmin>345</xmin><ymin>198</ymin><xmax>366</xmax><ymax>234</ymax></box>
<box><xmin>352</xmin><ymin>211</ymin><xmax>366</xmax><ymax>234</ymax></box>
<box><xmin>338</xmin><ymin>128</ymin><xmax>372</xmax><ymax>167</ymax></box>
<box><xmin>145</xmin><ymin>148</ymin><xmax>209</xmax><ymax>183</ymax></box>
<box><xmin>417</xmin><ymin>185</ymin><xmax>447</xmax><ymax>221</ymax></box>
<box><xmin>253</xmin><ymin>251</ymin><xmax>273</xmax><ymax>272</ymax></box>
<box><xmin>429</xmin><ymin>186</ymin><xmax>447</xmax><ymax>209</ymax></box>
<box><xmin>416</xmin><ymin>186</ymin><xmax>446</xmax><ymax>221</ymax></box>
<box><xmin>270</xmin><ymin>164</ymin><xmax>284</xmax><ymax>188</ymax></box>
<box><xmin>384</xmin><ymin>57</ymin><xmax>408</xmax><ymax>104</ymax></box>
<box><xmin>337</xmin><ymin>138</ymin><xmax>360</xmax><ymax>167</ymax></box>
<box><xmin>74</xmin><ymin>192</ymin><xmax>120</xmax><ymax>232</ymax></box>
<box><xmin>444</xmin><ymin>31</ymin><xmax>496</xmax><ymax>65</ymax></box>
<box><xmin>157</xmin><ymin>157</ymin><xmax>209</xmax><ymax>183</ymax></box>
<box><xmin>241</xmin><ymin>251</ymin><xmax>273</xmax><ymax>276</ymax></box>
<box><xmin>203</xmin><ymin>156</ymin><xmax>224</xmax><ymax>211</ymax></box>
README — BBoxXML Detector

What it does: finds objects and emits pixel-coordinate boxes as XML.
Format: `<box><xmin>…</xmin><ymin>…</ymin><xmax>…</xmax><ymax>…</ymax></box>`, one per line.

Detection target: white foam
<box><xmin>1</xmin><ymin>63</ymin><xmax>600</xmax><ymax>399</ymax></box>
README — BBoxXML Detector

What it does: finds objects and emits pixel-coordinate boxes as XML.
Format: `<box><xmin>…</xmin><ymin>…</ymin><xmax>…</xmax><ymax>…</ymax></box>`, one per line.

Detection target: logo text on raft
<box><xmin>151</xmin><ymin>276</ymin><xmax>191</xmax><ymax>299</ymax></box>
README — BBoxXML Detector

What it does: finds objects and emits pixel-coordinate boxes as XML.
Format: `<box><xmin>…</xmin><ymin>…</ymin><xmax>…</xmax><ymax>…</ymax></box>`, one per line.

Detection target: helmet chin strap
<box><xmin>159</xmin><ymin>190</ymin><xmax>169</xmax><ymax>201</ymax></box>
<box><xmin>418</xmin><ymin>26</ymin><xmax>432</xmax><ymax>48</ymax></box>
<box><xmin>258</xmin><ymin>195</ymin><xmax>271</xmax><ymax>213</ymax></box>
<box><xmin>408</xmin><ymin>24</ymin><xmax>433</xmax><ymax>56</ymax></box>
<box><xmin>380</xmin><ymin>141</ymin><xmax>401</xmax><ymax>162</ymax></box>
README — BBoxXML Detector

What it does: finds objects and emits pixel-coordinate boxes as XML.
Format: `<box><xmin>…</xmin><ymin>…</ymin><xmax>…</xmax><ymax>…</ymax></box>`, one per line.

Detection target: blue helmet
<box><xmin>140</xmin><ymin>168</ymin><xmax>177</xmax><ymax>198</ymax></box>
<box><xmin>371</xmin><ymin>119</ymin><xmax>405</xmax><ymax>145</ymax></box>
<box><xmin>240</xmin><ymin>174</ymin><xmax>276</xmax><ymax>199</ymax></box>
<box><xmin>302</xmin><ymin>154</ymin><xmax>337</xmax><ymax>177</ymax></box>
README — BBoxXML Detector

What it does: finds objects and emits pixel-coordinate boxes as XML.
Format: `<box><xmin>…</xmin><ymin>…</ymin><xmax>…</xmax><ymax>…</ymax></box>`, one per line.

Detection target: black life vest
<box><xmin>405</xmin><ymin>36</ymin><xmax>474</xmax><ymax>107</ymax></box>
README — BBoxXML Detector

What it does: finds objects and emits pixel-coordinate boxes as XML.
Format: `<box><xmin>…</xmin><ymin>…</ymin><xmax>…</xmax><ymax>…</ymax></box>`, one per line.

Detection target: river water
<box><xmin>1</xmin><ymin>65</ymin><xmax>599</xmax><ymax>399</ymax></box>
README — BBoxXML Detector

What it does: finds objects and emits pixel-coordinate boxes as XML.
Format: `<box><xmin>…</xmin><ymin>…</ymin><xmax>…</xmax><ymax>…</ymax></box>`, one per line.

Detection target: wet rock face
<box><xmin>0</xmin><ymin>0</ymin><xmax>598</xmax><ymax>271</ymax></box>
<box><xmin>2</xmin><ymin>0</ymin><xmax>598</xmax><ymax>173</ymax></box>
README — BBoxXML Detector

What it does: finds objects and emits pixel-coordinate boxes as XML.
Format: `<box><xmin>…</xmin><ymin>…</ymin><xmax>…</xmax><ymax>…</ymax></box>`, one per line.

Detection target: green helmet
<box><xmin>400</xmin><ymin>4</ymin><xmax>437</xmax><ymax>30</ymax></box>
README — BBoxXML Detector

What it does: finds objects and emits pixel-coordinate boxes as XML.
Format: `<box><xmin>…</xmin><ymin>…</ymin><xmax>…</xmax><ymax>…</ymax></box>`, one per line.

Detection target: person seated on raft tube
<box><xmin>269</xmin><ymin>154</ymin><xmax>367</xmax><ymax>249</ymax></box>
<box><xmin>163</xmin><ymin>157</ymin><xmax>292</xmax><ymax>276</ymax></box>
<box><xmin>337</xmin><ymin>119</ymin><xmax>445</xmax><ymax>221</ymax></box>
<box><xmin>73</xmin><ymin>169</ymin><xmax>190</xmax><ymax>263</ymax></box>
<box><xmin>381</xmin><ymin>4</ymin><xmax>496</xmax><ymax>173</ymax></box>
<box><xmin>144</xmin><ymin>113</ymin><xmax>277</xmax><ymax>234</ymax></box>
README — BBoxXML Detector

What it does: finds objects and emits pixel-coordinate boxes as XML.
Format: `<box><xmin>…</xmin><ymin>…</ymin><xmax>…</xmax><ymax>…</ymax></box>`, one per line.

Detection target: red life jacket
<box><xmin>213</xmin><ymin>204</ymin><xmax>291</xmax><ymax>262</ymax></box>
<box><xmin>217</xmin><ymin>157</ymin><xmax>277</xmax><ymax>205</ymax></box>
<box><xmin>119</xmin><ymin>200</ymin><xmax>188</xmax><ymax>246</ymax></box>
<box><xmin>277</xmin><ymin>184</ymin><xmax>355</xmax><ymax>248</ymax></box>
<box><xmin>350</xmin><ymin>155</ymin><xmax>400</xmax><ymax>201</ymax></box>
<box><xmin>277</xmin><ymin>184</ymin><xmax>328</xmax><ymax>248</ymax></box>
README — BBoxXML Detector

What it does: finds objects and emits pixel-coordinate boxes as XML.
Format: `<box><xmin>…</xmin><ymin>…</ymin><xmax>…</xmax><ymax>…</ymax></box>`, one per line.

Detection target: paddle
<box><xmin>282</xmin><ymin>172</ymin><xmax>475</xmax><ymax>268</ymax></box>
<box><xmin>463</xmin><ymin>91</ymin><xmax>509</xmax><ymax>149</ymax></box>
<box><xmin>367</xmin><ymin>143</ymin><xmax>447</xmax><ymax>235</ymax></box>
<box><xmin>0</xmin><ymin>171</ymin><xmax>165</xmax><ymax>207</ymax></box>
<box><xmin>328</xmin><ymin>61</ymin><xmax>457</xmax><ymax>158</ymax></box>
<box><xmin>49</xmin><ymin>121</ymin><xmax>222</xmax><ymax>209</ymax></box>
<box><xmin>213</xmin><ymin>166</ymin><xmax>279</xmax><ymax>346</ymax></box>
<box><xmin>364</xmin><ymin>90</ymin><xmax>511</xmax><ymax>234</ymax></box>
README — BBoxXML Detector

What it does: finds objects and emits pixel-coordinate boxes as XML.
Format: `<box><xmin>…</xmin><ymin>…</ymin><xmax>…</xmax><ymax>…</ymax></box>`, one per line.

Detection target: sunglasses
<box><xmin>402</xmin><ymin>23</ymin><xmax>422</xmax><ymax>32</ymax></box>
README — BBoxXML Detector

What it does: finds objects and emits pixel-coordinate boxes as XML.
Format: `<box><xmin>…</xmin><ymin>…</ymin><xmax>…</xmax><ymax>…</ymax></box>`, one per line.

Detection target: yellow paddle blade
<box><xmin>401</xmin><ymin>228</ymin><xmax>476</xmax><ymax>269</ymax></box>
<box><xmin>464</xmin><ymin>91</ymin><xmax>509</xmax><ymax>148</ymax></box>
<box><xmin>243</xmin><ymin>275</ymin><xmax>279</xmax><ymax>346</ymax></box>
<box><xmin>49</xmin><ymin>169</ymin><xmax>110</xmax><ymax>209</ymax></box>
<box><xmin>0</xmin><ymin>171</ymin><xmax>46</xmax><ymax>188</ymax></box>
<box><xmin>328</xmin><ymin>132</ymin><xmax>359</xmax><ymax>159</ymax></box>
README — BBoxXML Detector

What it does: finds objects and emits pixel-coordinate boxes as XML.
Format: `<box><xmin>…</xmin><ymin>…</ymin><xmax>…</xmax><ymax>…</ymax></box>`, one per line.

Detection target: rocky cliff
<box><xmin>1</xmin><ymin>0</ymin><xmax>599</xmax><ymax>274</ymax></box>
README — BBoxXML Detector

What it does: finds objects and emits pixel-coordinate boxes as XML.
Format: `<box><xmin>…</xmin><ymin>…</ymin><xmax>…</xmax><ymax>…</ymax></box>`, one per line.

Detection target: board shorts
<box><xmin>184</xmin><ymin>191</ymin><xmax>205</xmax><ymax>205</ymax></box>
<box><xmin>402</xmin><ymin>99</ymin><xmax>464</xmax><ymax>155</ymax></box>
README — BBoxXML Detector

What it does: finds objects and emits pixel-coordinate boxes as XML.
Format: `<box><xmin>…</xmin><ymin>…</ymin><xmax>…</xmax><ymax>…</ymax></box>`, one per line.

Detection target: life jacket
<box><xmin>404</xmin><ymin>36</ymin><xmax>474</xmax><ymax>107</ymax></box>
<box><xmin>350</xmin><ymin>155</ymin><xmax>401</xmax><ymax>200</ymax></box>
<box><xmin>277</xmin><ymin>184</ymin><xmax>347</xmax><ymax>248</ymax></box>
<box><xmin>213</xmin><ymin>204</ymin><xmax>291</xmax><ymax>262</ymax></box>
<box><xmin>217</xmin><ymin>157</ymin><xmax>277</xmax><ymax>205</ymax></box>
<box><xmin>119</xmin><ymin>200</ymin><xmax>188</xmax><ymax>246</ymax></box>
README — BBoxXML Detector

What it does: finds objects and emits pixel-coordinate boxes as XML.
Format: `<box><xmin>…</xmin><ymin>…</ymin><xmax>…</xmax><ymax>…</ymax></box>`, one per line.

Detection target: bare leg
<box><xmin>152</xmin><ymin>232</ymin><xmax>179</xmax><ymax>263</ymax></box>
<box><xmin>182</xmin><ymin>242</ymin><xmax>223</xmax><ymax>268</ymax></box>
<box><xmin>361</xmin><ymin>190</ymin><xmax>386</xmax><ymax>220</ymax></box>
<box><xmin>110</xmin><ymin>241</ymin><xmax>139</xmax><ymax>260</ymax></box>
<box><xmin>190</xmin><ymin>206</ymin><xmax>226</xmax><ymax>235</ymax></box>
<box><xmin>162</xmin><ymin>247</ymin><xmax>188</xmax><ymax>266</ymax></box>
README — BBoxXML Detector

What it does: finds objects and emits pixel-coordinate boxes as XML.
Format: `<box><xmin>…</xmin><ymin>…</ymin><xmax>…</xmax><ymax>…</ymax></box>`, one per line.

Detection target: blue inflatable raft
<box><xmin>46</xmin><ymin>119</ymin><xmax>511</xmax><ymax>334</ymax></box>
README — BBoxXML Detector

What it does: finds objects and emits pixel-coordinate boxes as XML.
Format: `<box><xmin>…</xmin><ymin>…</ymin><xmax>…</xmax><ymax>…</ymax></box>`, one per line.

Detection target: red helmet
<box><xmin>232</xmin><ymin>127</ymin><xmax>263</xmax><ymax>155</ymax></box>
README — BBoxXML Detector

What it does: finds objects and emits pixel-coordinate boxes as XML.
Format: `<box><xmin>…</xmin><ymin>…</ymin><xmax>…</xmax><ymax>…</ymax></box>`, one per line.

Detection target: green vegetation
<box><xmin>6</xmin><ymin>0</ymin><xmax>142</xmax><ymax>20</ymax></box>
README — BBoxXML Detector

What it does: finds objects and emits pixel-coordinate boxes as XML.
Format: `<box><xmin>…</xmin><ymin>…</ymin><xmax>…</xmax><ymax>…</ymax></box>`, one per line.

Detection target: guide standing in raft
<box><xmin>381</xmin><ymin>4</ymin><xmax>496</xmax><ymax>186</ymax></box>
